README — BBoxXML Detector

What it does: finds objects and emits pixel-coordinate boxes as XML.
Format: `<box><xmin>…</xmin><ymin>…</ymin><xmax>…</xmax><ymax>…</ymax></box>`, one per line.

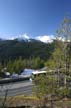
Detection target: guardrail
<box><xmin>0</xmin><ymin>76</ymin><xmax>30</xmax><ymax>84</ymax></box>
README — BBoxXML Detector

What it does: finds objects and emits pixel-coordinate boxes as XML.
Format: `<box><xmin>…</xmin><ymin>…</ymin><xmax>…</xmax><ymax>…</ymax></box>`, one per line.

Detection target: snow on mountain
<box><xmin>15</xmin><ymin>34</ymin><xmax>54</xmax><ymax>43</ymax></box>
<box><xmin>10</xmin><ymin>33</ymin><xmax>30</xmax><ymax>42</ymax></box>
<box><xmin>0</xmin><ymin>33</ymin><xmax>55</xmax><ymax>43</ymax></box>
<box><xmin>36</xmin><ymin>35</ymin><xmax>54</xmax><ymax>43</ymax></box>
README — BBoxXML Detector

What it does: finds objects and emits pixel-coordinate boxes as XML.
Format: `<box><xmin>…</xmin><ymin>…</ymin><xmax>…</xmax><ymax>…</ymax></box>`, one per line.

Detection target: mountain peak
<box><xmin>0</xmin><ymin>34</ymin><xmax>54</xmax><ymax>43</ymax></box>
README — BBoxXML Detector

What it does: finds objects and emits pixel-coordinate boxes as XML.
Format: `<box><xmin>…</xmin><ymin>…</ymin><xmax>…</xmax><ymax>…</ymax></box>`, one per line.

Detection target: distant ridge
<box><xmin>0</xmin><ymin>35</ymin><xmax>54</xmax><ymax>43</ymax></box>
<box><xmin>0</xmin><ymin>38</ymin><xmax>55</xmax><ymax>62</ymax></box>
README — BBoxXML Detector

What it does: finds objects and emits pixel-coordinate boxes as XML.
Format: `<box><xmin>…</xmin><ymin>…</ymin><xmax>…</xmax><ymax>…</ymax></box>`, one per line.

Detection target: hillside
<box><xmin>0</xmin><ymin>39</ymin><xmax>55</xmax><ymax>62</ymax></box>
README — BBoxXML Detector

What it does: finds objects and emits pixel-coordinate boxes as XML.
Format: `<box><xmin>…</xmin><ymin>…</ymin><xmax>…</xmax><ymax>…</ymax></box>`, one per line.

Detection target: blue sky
<box><xmin>0</xmin><ymin>0</ymin><xmax>71</xmax><ymax>42</ymax></box>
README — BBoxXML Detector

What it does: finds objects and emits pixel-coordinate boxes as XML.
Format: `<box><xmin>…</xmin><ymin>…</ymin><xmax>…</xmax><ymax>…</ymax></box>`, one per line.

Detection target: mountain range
<box><xmin>0</xmin><ymin>34</ymin><xmax>54</xmax><ymax>43</ymax></box>
<box><xmin>0</xmin><ymin>37</ymin><xmax>55</xmax><ymax>62</ymax></box>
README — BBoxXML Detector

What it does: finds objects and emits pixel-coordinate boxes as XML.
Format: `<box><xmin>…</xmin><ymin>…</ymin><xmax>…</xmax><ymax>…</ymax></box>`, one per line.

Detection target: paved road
<box><xmin>0</xmin><ymin>80</ymin><xmax>33</xmax><ymax>96</ymax></box>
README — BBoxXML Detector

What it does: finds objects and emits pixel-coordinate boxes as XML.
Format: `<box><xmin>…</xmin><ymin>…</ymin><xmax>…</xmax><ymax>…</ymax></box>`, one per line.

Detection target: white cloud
<box><xmin>7</xmin><ymin>33</ymin><xmax>30</xmax><ymax>40</ymax></box>
<box><xmin>7</xmin><ymin>33</ymin><xmax>55</xmax><ymax>42</ymax></box>
<box><xmin>18</xmin><ymin>33</ymin><xmax>30</xmax><ymax>39</ymax></box>
<box><xmin>36</xmin><ymin>35</ymin><xmax>55</xmax><ymax>43</ymax></box>
<box><xmin>1</xmin><ymin>33</ymin><xmax>55</xmax><ymax>43</ymax></box>
<box><xmin>8</xmin><ymin>37</ymin><xmax>15</xmax><ymax>40</ymax></box>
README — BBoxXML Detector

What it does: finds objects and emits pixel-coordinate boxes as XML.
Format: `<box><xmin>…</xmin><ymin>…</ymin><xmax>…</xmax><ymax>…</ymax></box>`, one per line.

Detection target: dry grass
<box><xmin>0</xmin><ymin>96</ymin><xmax>71</xmax><ymax>108</ymax></box>
<box><xmin>0</xmin><ymin>95</ymin><xmax>43</xmax><ymax>107</ymax></box>
<box><xmin>54</xmin><ymin>98</ymin><xmax>71</xmax><ymax>108</ymax></box>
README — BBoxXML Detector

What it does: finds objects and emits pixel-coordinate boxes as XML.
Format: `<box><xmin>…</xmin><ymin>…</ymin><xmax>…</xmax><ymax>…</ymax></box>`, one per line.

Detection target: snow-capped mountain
<box><xmin>0</xmin><ymin>33</ymin><xmax>54</xmax><ymax>43</ymax></box>
<box><xmin>14</xmin><ymin>37</ymin><xmax>29</xmax><ymax>42</ymax></box>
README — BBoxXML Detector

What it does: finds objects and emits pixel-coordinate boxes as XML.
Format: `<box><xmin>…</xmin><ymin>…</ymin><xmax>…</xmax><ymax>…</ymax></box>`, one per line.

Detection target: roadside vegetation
<box><xmin>0</xmin><ymin>95</ymin><xmax>71</xmax><ymax>108</ymax></box>
<box><xmin>33</xmin><ymin>15</ymin><xmax>71</xmax><ymax>107</ymax></box>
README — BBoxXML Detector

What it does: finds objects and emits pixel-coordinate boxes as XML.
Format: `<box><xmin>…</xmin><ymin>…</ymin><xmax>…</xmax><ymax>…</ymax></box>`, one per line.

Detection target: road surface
<box><xmin>0</xmin><ymin>80</ymin><xmax>33</xmax><ymax>97</ymax></box>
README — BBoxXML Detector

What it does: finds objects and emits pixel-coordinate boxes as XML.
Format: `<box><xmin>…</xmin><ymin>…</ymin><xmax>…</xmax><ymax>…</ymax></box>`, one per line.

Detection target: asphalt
<box><xmin>0</xmin><ymin>80</ymin><xmax>33</xmax><ymax>97</ymax></box>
